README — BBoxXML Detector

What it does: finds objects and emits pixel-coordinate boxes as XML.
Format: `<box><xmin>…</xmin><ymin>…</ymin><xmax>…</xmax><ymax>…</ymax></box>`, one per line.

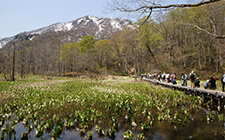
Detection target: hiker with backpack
<box><xmin>171</xmin><ymin>73</ymin><xmax>177</xmax><ymax>84</ymax></box>
<box><xmin>181</xmin><ymin>73</ymin><xmax>187</xmax><ymax>86</ymax></box>
<box><xmin>221</xmin><ymin>74</ymin><xmax>225</xmax><ymax>92</ymax></box>
<box><xmin>190</xmin><ymin>71</ymin><xmax>196</xmax><ymax>88</ymax></box>
<box><xmin>152</xmin><ymin>73</ymin><xmax>157</xmax><ymax>80</ymax></box>
<box><xmin>203</xmin><ymin>80</ymin><xmax>209</xmax><ymax>89</ymax></box>
<box><xmin>165</xmin><ymin>72</ymin><xmax>170</xmax><ymax>82</ymax></box>
<box><xmin>149</xmin><ymin>73</ymin><xmax>152</xmax><ymax>80</ymax></box>
<box><xmin>162</xmin><ymin>72</ymin><xmax>166</xmax><ymax>82</ymax></box>
<box><xmin>172</xmin><ymin>77</ymin><xmax>177</xmax><ymax>84</ymax></box>
<box><xmin>208</xmin><ymin>77</ymin><xmax>217</xmax><ymax>90</ymax></box>
<box><xmin>194</xmin><ymin>78</ymin><xmax>200</xmax><ymax>88</ymax></box>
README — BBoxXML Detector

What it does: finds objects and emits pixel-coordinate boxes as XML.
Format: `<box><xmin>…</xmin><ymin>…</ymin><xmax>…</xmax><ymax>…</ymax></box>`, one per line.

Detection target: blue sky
<box><xmin>1</xmin><ymin>0</ymin><xmax>189</xmax><ymax>38</ymax></box>
<box><xmin>1</xmin><ymin>0</ymin><xmax>116</xmax><ymax>38</ymax></box>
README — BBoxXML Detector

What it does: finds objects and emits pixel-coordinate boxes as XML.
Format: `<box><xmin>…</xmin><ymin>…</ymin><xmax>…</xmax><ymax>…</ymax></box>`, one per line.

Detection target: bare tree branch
<box><xmin>108</xmin><ymin>0</ymin><xmax>223</xmax><ymax>30</ymax></box>
<box><xmin>178</xmin><ymin>22</ymin><xmax>225</xmax><ymax>39</ymax></box>
<box><xmin>138</xmin><ymin>8</ymin><xmax>152</xmax><ymax>27</ymax></box>
<box><xmin>110</xmin><ymin>0</ymin><xmax>225</xmax><ymax>38</ymax></box>
<box><xmin>109</xmin><ymin>0</ymin><xmax>222</xmax><ymax>13</ymax></box>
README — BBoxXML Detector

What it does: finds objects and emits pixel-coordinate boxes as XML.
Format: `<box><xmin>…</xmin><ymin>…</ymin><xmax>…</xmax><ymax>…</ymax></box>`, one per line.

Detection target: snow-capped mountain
<box><xmin>0</xmin><ymin>15</ymin><xmax>134</xmax><ymax>48</ymax></box>
<box><xmin>0</xmin><ymin>37</ymin><xmax>14</xmax><ymax>48</ymax></box>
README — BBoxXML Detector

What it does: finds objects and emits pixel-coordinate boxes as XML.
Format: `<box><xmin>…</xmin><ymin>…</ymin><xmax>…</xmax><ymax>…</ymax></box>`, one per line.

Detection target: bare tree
<box><xmin>108</xmin><ymin>0</ymin><xmax>221</xmax><ymax>15</ymax></box>
<box><xmin>107</xmin><ymin>0</ymin><xmax>224</xmax><ymax>38</ymax></box>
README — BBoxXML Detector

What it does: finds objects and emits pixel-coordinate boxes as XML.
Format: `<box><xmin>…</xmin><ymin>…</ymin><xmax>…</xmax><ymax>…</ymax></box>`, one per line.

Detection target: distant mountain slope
<box><xmin>0</xmin><ymin>15</ymin><xmax>134</xmax><ymax>48</ymax></box>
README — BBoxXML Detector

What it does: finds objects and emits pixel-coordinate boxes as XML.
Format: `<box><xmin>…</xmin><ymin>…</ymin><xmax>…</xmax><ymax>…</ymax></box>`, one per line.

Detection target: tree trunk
<box><xmin>11</xmin><ymin>43</ymin><xmax>15</xmax><ymax>81</ymax></box>
<box><xmin>198</xmin><ymin>45</ymin><xmax>202</xmax><ymax>70</ymax></box>
<box><xmin>215</xmin><ymin>40</ymin><xmax>220</xmax><ymax>72</ymax></box>
<box><xmin>145</xmin><ymin>43</ymin><xmax>160</xmax><ymax>70</ymax></box>
<box><xmin>58</xmin><ymin>61</ymin><xmax>61</xmax><ymax>77</ymax></box>
<box><xmin>137</xmin><ymin>57</ymin><xmax>140</xmax><ymax>76</ymax></box>
<box><xmin>77</xmin><ymin>68</ymin><xmax>79</xmax><ymax>77</ymax></box>
<box><xmin>76</xmin><ymin>58</ymin><xmax>80</xmax><ymax>77</ymax></box>
<box><xmin>20</xmin><ymin>50</ymin><xmax>24</xmax><ymax>78</ymax></box>
<box><xmin>215</xmin><ymin>60</ymin><xmax>219</xmax><ymax>72</ymax></box>
<box><xmin>105</xmin><ymin>56</ymin><xmax>107</xmax><ymax>76</ymax></box>
<box><xmin>202</xmin><ymin>44</ymin><xmax>207</xmax><ymax>66</ymax></box>
<box><xmin>208</xmin><ymin>45</ymin><xmax>212</xmax><ymax>64</ymax></box>
<box><xmin>124</xmin><ymin>57</ymin><xmax>128</xmax><ymax>74</ymax></box>
<box><xmin>134</xmin><ymin>62</ymin><xmax>137</xmax><ymax>76</ymax></box>
<box><xmin>217</xmin><ymin>40</ymin><xmax>223</xmax><ymax>66</ymax></box>
<box><xmin>3</xmin><ymin>64</ymin><xmax>7</xmax><ymax>80</ymax></box>
<box><xmin>169</xmin><ymin>45</ymin><xmax>175</xmax><ymax>66</ymax></box>
<box><xmin>73</xmin><ymin>68</ymin><xmax>75</xmax><ymax>77</ymax></box>
<box><xmin>58</xmin><ymin>45</ymin><xmax>61</xmax><ymax>77</ymax></box>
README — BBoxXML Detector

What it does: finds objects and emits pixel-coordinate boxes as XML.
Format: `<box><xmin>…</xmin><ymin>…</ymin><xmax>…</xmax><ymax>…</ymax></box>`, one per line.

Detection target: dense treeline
<box><xmin>0</xmin><ymin>1</ymin><xmax>225</xmax><ymax>80</ymax></box>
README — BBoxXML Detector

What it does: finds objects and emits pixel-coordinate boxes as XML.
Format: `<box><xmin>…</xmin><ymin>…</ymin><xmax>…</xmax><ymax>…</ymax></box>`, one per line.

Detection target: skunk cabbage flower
<box><xmin>131</xmin><ymin>121</ymin><xmax>137</xmax><ymax>127</ymax></box>
<box><xmin>123</xmin><ymin>130</ymin><xmax>132</xmax><ymax>140</ymax></box>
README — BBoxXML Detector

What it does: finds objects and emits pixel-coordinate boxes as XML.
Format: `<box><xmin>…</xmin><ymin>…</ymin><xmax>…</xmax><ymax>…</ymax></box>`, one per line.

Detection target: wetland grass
<box><xmin>0</xmin><ymin>76</ymin><xmax>225</xmax><ymax>139</ymax></box>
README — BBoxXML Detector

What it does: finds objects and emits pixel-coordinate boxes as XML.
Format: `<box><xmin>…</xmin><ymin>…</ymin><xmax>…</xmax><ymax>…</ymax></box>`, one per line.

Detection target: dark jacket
<box><xmin>209</xmin><ymin>77</ymin><xmax>216</xmax><ymax>89</ymax></box>
<box><xmin>194</xmin><ymin>79</ymin><xmax>200</xmax><ymax>87</ymax></box>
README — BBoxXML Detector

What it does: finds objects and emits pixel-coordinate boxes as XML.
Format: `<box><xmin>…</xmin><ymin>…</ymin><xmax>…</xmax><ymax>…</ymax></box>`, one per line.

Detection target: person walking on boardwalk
<box><xmin>194</xmin><ymin>78</ymin><xmax>200</xmax><ymax>88</ymax></box>
<box><xmin>221</xmin><ymin>74</ymin><xmax>225</xmax><ymax>92</ymax></box>
<box><xmin>158</xmin><ymin>72</ymin><xmax>162</xmax><ymax>81</ymax></box>
<box><xmin>203</xmin><ymin>80</ymin><xmax>209</xmax><ymax>89</ymax></box>
<box><xmin>165</xmin><ymin>72</ymin><xmax>170</xmax><ymax>82</ymax></box>
<box><xmin>190</xmin><ymin>71</ymin><xmax>196</xmax><ymax>88</ymax></box>
<box><xmin>162</xmin><ymin>72</ymin><xmax>166</xmax><ymax>82</ymax></box>
<box><xmin>209</xmin><ymin>77</ymin><xmax>217</xmax><ymax>90</ymax></box>
<box><xmin>181</xmin><ymin>73</ymin><xmax>187</xmax><ymax>86</ymax></box>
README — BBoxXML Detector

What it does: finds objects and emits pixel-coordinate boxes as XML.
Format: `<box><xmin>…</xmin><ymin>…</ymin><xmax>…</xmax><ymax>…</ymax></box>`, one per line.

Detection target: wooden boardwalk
<box><xmin>142</xmin><ymin>78</ymin><xmax>225</xmax><ymax>105</ymax></box>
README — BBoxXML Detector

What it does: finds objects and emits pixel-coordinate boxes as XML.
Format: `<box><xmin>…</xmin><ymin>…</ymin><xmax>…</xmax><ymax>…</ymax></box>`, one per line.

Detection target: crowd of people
<box><xmin>141</xmin><ymin>71</ymin><xmax>225</xmax><ymax>92</ymax></box>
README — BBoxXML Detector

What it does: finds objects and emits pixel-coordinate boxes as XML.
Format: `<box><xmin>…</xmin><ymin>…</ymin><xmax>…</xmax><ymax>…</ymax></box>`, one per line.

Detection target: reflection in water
<box><xmin>0</xmin><ymin>106</ymin><xmax>225</xmax><ymax>140</ymax></box>
<box><xmin>1</xmin><ymin>87</ymin><xmax>225</xmax><ymax>139</ymax></box>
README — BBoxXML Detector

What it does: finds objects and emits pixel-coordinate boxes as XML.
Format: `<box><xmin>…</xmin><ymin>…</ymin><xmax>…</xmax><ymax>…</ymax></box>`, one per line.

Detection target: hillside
<box><xmin>0</xmin><ymin>15</ymin><xmax>134</xmax><ymax>48</ymax></box>
<box><xmin>0</xmin><ymin>2</ymin><xmax>224</xmax><ymax>80</ymax></box>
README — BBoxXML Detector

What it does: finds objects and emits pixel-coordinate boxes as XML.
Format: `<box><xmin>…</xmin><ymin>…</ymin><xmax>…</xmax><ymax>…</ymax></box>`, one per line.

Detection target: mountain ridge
<box><xmin>0</xmin><ymin>15</ymin><xmax>134</xmax><ymax>48</ymax></box>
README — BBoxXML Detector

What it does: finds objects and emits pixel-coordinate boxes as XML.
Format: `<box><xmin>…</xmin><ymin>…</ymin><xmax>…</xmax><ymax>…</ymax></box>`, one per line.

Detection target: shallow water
<box><xmin>1</xmin><ymin>80</ymin><xmax>225</xmax><ymax>140</ymax></box>
<box><xmin>0</xmin><ymin>109</ymin><xmax>224</xmax><ymax>140</ymax></box>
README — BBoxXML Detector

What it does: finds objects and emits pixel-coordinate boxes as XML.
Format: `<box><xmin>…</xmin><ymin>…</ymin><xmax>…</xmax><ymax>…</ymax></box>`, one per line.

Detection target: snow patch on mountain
<box><xmin>65</xmin><ymin>22</ymin><xmax>73</xmax><ymax>30</ymax></box>
<box><xmin>0</xmin><ymin>15</ymin><xmax>135</xmax><ymax>48</ymax></box>
<box><xmin>111</xmin><ymin>20</ymin><xmax>122</xmax><ymax>30</ymax></box>
<box><xmin>0</xmin><ymin>37</ymin><xmax>14</xmax><ymax>48</ymax></box>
